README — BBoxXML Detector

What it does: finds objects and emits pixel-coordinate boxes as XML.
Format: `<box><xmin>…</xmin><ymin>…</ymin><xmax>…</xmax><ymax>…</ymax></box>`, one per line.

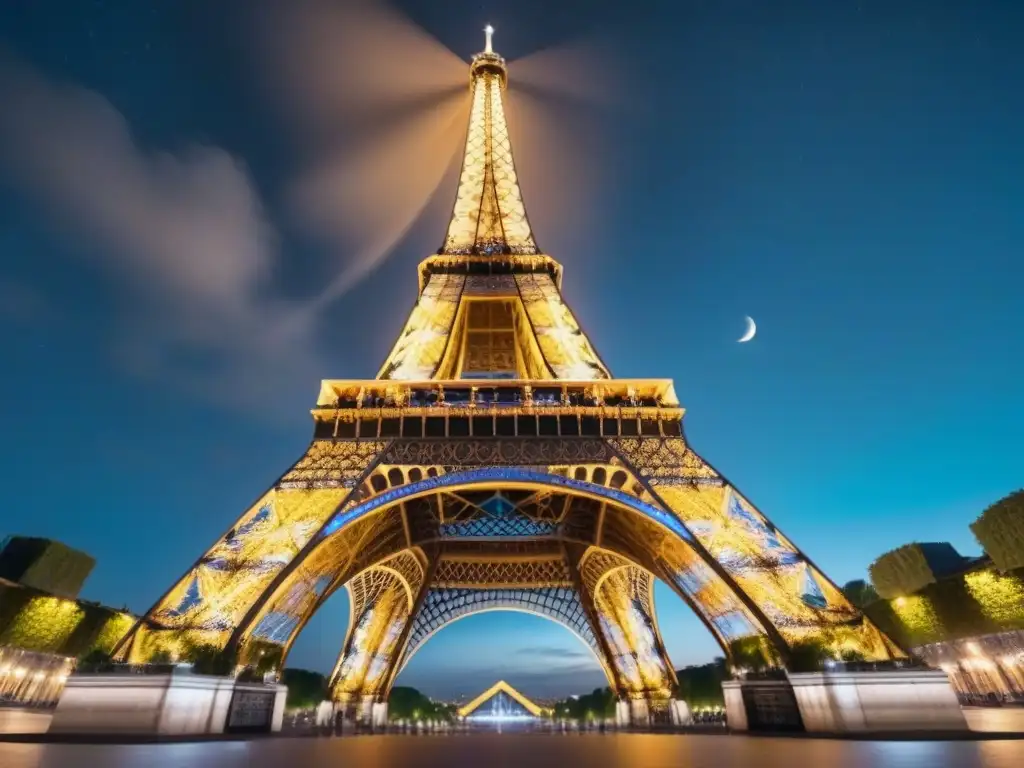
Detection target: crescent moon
<box><xmin>738</xmin><ymin>316</ymin><xmax>756</xmax><ymax>343</ymax></box>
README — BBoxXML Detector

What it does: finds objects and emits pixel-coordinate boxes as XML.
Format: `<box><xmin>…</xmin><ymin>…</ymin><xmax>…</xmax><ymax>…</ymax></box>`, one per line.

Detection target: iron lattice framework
<box><xmin>114</xmin><ymin>31</ymin><xmax>904</xmax><ymax>713</ymax></box>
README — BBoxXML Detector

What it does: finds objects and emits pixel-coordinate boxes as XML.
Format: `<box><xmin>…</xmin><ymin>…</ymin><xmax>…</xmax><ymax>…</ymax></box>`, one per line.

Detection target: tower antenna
<box><xmin>484</xmin><ymin>24</ymin><xmax>494</xmax><ymax>54</ymax></box>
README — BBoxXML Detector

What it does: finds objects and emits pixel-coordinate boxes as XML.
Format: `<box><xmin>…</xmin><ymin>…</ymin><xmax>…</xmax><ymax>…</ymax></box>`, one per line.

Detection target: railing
<box><xmin>0</xmin><ymin>646</ymin><xmax>74</xmax><ymax>708</ymax></box>
<box><xmin>820</xmin><ymin>659</ymin><xmax>931</xmax><ymax>673</ymax></box>
<box><xmin>313</xmin><ymin>410</ymin><xmax>684</xmax><ymax>441</ymax></box>
<box><xmin>73</xmin><ymin>662</ymin><xmax>177</xmax><ymax>676</ymax></box>
<box><xmin>330</xmin><ymin>387</ymin><xmax>668</xmax><ymax>412</ymax></box>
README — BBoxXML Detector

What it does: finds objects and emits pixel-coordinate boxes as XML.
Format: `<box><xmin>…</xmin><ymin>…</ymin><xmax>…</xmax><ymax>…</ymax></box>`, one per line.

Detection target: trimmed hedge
<box><xmin>0</xmin><ymin>582</ymin><xmax>134</xmax><ymax>658</ymax></box>
<box><xmin>972</xmin><ymin>490</ymin><xmax>1024</xmax><ymax>572</ymax></box>
<box><xmin>870</xmin><ymin>544</ymin><xmax>943</xmax><ymax>599</ymax></box>
<box><xmin>863</xmin><ymin>564</ymin><xmax>1024</xmax><ymax>648</ymax></box>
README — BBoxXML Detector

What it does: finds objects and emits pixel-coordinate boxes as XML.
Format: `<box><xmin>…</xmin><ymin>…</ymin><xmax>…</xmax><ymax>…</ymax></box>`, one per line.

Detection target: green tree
<box><xmin>675</xmin><ymin>660</ymin><xmax>727</xmax><ymax>708</ymax></box>
<box><xmin>787</xmin><ymin>638</ymin><xmax>832</xmax><ymax>673</ymax></box>
<box><xmin>388</xmin><ymin>686</ymin><xmax>454</xmax><ymax>722</ymax></box>
<box><xmin>841</xmin><ymin>579</ymin><xmax>879</xmax><ymax>609</ymax></box>
<box><xmin>551</xmin><ymin>687</ymin><xmax>616</xmax><ymax>721</ymax></box>
<box><xmin>281</xmin><ymin>669</ymin><xmax>328</xmax><ymax>710</ymax></box>
<box><xmin>728</xmin><ymin>637</ymin><xmax>774</xmax><ymax>672</ymax></box>
<box><xmin>186</xmin><ymin>642</ymin><xmax>237</xmax><ymax>675</ymax></box>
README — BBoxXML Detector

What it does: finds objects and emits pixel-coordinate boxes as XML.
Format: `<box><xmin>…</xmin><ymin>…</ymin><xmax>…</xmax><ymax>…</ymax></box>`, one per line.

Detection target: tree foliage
<box><xmin>675</xmin><ymin>660</ymin><xmax>727</xmax><ymax>708</ymax></box>
<box><xmin>0</xmin><ymin>582</ymin><xmax>134</xmax><ymax>658</ymax></box>
<box><xmin>281</xmin><ymin>668</ymin><xmax>328</xmax><ymax>710</ymax></box>
<box><xmin>241</xmin><ymin>639</ymin><xmax>284</xmax><ymax>674</ymax></box>
<box><xmin>551</xmin><ymin>687</ymin><xmax>616</xmax><ymax>721</ymax></box>
<box><xmin>841</xmin><ymin>579</ymin><xmax>879</xmax><ymax>609</ymax></box>
<box><xmin>388</xmin><ymin>686</ymin><xmax>456</xmax><ymax>721</ymax></box>
<box><xmin>727</xmin><ymin>636</ymin><xmax>779</xmax><ymax>672</ymax></box>
<box><xmin>786</xmin><ymin>638</ymin><xmax>832</xmax><ymax>673</ymax></box>
<box><xmin>183</xmin><ymin>641</ymin><xmax>237</xmax><ymax>675</ymax></box>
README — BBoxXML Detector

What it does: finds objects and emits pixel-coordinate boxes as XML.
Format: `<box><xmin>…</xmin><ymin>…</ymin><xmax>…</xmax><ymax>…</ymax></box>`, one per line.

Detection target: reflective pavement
<box><xmin>1</xmin><ymin>733</ymin><xmax>1023</xmax><ymax>768</ymax></box>
<box><xmin>965</xmin><ymin>708</ymin><xmax>1024</xmax><ymax>733</ymax></box>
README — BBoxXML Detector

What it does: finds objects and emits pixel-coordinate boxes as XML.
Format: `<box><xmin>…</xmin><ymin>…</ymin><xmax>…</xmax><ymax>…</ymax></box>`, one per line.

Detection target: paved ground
<box><xmin>1</xmin><ymin>732</ymin><xmax>1023</xmax><ymax>768</ymax></box>
<box><xmin>964</xmin><ymin>708</ymin><xmax>1024</xmax><ymax>733</ymax></box>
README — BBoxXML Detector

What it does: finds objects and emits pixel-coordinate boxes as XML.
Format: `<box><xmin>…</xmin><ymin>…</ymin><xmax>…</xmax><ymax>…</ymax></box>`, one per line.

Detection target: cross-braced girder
<box><xmin>327</xmin><ymin>551</ymin><xmax>425</xmax><ymax>698</ymax></box>
<box><xmin>121</xmin><ymin>440</ymin><xmax>902</xmax><ymax>681</ymax></box>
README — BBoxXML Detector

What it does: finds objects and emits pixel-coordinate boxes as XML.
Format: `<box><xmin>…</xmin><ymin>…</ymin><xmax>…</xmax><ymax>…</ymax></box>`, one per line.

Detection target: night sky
<box><xmin>2</xmin><ymin>0</ymin><xmax>1023</xmax><ymax>701</ymax></box>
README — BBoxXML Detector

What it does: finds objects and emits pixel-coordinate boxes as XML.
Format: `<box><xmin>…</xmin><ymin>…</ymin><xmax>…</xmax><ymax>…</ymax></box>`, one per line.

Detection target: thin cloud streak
<box><xmin>0</xmin><ymin>5</ymin><xmax>633</xmax><ymax>414</ymax></box>
<box><xmin>513</xmin><ymin>645</ymin><xmax>591</xmax><ymax>659</ymax></box>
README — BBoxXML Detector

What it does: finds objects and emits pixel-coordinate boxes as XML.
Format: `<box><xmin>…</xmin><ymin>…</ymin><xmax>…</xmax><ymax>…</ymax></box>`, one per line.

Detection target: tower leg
<box><xmin>115</xmin><ymin>440</ymin><xmax>388</xmax><ymax>662</ymax></box>
<box><xmin>576</xmin><ymin>549</ymin><xmax>678</xmax><ymax>703</ymax></box>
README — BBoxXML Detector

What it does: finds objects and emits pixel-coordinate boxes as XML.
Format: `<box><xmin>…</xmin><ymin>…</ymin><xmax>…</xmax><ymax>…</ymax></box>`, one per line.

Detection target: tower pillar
<box><xmin>628</xmin><ymin>697</ymin><xmax>650</xmax><ymax>727</ymax></box>
<box><xmin>371</xmin><ymin>701</ymin><xmax>389</xmax><ymax>730</ymax></box>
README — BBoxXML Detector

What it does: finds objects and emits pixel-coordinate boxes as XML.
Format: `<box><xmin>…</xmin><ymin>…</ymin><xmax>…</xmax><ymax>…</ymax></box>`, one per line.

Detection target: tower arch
<box><xmin>394</xmin><ymin>596</ymin><xmax>610</xmax><ymax>685</ymax></box>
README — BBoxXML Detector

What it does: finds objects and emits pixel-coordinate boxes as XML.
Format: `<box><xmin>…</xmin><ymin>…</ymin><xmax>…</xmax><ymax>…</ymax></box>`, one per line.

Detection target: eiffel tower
<box><xmin>115</xmin><ymin>27</ymin><xmax>902</xmax><ymax>725</ymax></box>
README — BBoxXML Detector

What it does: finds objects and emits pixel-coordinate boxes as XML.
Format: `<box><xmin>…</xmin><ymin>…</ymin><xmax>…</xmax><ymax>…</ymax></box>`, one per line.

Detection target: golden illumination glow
<box><xmin>379</xmin><ymin>274</ymin><xmax>465</xmax><ymax>380</ymax></box>
<box><xmin>125</xmin><ymin>29</ymin><xmax>905</xmax><ymax>709</ymax></box>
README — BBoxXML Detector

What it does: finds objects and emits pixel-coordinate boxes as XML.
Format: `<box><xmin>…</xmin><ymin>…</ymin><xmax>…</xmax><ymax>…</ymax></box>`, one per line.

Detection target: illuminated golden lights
<box><xmin>964</xmin><ymin>570</ymin><xmax>1024</xmax><ymax>626</ymax></box>
<box><xmin>121</xmin><ymin>24</ymin><xmax>907</xmax><ymax>711</ymax></box>
<box><xmin>441</xmin><ymin>52</ymin><xmax>536</xmax><ymax>255</ymax></box>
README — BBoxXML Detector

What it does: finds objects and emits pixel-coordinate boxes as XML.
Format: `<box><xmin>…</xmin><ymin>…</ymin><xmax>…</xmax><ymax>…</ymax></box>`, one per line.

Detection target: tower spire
<box><xmin>439</xmin><ymin>27</ymin><xmax>538</xmax><ymax>256</ymax></box>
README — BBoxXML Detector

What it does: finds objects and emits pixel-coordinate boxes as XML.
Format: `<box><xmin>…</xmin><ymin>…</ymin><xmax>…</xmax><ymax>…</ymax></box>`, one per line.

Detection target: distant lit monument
<box><xmin>458</xmin><ymin>680</ymin><xmax>546</xmax><ymax>721</ymax></box>
<box><xmin>112</xmin><ymin>27</ymin><xmax>963</xmax><ymax>732</ymax></box>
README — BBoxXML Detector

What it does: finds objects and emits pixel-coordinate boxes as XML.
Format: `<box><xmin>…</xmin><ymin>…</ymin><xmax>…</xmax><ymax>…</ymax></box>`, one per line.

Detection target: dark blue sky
<box><xmin>1</xmin><ymin>1</ymin><xmax>1022</xmax><ymax>700</ymax></box>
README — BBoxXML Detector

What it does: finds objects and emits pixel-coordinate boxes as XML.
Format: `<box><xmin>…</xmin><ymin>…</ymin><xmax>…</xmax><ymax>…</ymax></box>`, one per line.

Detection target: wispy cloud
<box><xmin>0</xmin><ymin>52</ymin><xmax>319</xmax><ymax>414</ymax></box>
<box><xmin>0</xmin><ymin>2</ymin><xmax>624</xmax><ymax>416</ymax></box>
<box><xmin>514</xmin><ymin>645</ymin><xmax>591</xmax><ymax>659</ymax></box>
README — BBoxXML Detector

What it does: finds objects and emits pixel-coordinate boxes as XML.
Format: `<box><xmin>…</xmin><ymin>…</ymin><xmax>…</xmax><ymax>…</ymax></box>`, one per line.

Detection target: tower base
<box><xmin>48</xmin><ymin>669</ymin><xmax>287</xmax><ymax>736</ymax></box>
<box><xmin>334</xmin><ymin>694</ymin><xmax>388</xmax><ymax>730</ymax></box>
<box><xmin>787</xmin><ymin>670</ymin><xmax>967</xmax><ymax>733</ymax></box>
<box><xmin>372</xmin><ymin>701</ymin><xmax>389</xmax><ymax>729</ymax></box>
<box><xmin>724</xmin><ymin>671</ymin><xmax>968</xmax><ymax>733</ymax></box>
<box><xmin>670</xmin><ymin>699</ymin><xmax>693</xmax><ymax>726</ymax></box>
<box><xmin>613</xmin><ymin>696</ymin><xmax>689</xmax><ymax>727</ymax></box>
<box><xmin>722</xmin><ymin>679</ymin><xmax>803</xmax><ymax>733</ymax></box>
